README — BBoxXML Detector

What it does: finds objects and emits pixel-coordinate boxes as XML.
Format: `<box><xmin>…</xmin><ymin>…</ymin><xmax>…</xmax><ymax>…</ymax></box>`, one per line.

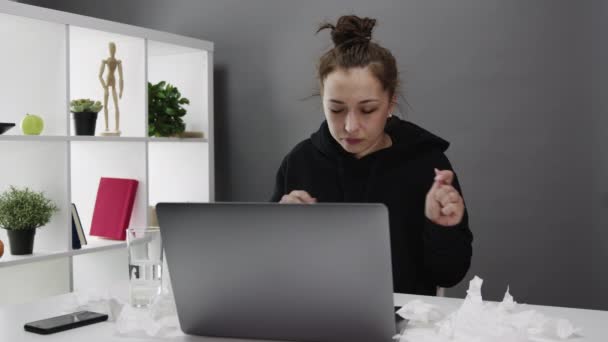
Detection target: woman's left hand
<box><xmin>425</xmin><ymin>168</ymin><xmax>465</xmax><ymax>227</ymax></box>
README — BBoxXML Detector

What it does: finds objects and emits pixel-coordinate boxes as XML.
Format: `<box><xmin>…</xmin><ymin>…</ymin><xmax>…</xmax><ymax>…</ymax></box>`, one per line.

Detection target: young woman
<box><xmin>271</xmin><ymin>15</ymin><xmax>473</xmax><ymax>295</ymax></box>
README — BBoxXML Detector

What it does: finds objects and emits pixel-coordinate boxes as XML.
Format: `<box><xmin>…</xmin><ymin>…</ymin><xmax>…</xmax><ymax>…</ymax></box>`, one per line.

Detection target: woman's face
<box><xmin>322</xmin><ymin>66</ymin><xmax>395</xmax><ymax>159</ymax></box>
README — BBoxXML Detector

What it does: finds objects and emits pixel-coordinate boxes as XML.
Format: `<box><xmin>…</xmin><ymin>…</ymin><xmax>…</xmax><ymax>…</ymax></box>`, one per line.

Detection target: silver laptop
<box><xmin>156</xmin><ymin>202</ymin><xmax>397</xmax><ymax>342</ymax></box>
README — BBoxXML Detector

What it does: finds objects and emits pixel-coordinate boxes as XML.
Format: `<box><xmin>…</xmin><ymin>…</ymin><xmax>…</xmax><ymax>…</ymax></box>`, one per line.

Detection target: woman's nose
<box><xmin>344</xmin><ymin>112</ymin><xmax>360</xmax><ymax>133</ymax></box>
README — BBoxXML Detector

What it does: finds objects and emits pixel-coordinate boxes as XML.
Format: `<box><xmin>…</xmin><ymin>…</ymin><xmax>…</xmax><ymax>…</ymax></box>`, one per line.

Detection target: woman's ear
<box><xmin>388</xmin><ymin>95</ymin><xmax>397</xmax><ymax>117</ymax></box>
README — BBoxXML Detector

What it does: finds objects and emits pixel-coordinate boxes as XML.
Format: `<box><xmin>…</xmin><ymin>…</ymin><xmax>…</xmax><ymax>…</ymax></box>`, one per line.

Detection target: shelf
<box><xmin>69</xmin><ymin>25</ymin><xmax>146</xmax><ymax>137</ymax></box>
<box><xmin>72</xmin><ymin>136</ymin><xmax>207</xmax><ymax>142</ymax></box>
<box><xmin>147</xmin><ymin>137</ymin><xmax>207</xmax><ymax>143</ymax></box>
<box><xmin>0</xmin><ymin>238</ymin><xmax>126</xmax><ymax>268</ymax></box>
<box><xmin>72</xmin><ymin>238</ymin><xmax>127</xmax><ymax>256</ymax></box>
<box><xmin>0</xmin><ymin>11</ymin><xmax>67</xmax><ymax>137</ymax></box>
<box><xmin>0</xmin><ymin>1</ymin><xmax>213</xmax><ymax>303</ymax></box>
<box><xmin>0</xmin><ymin>135</ymin><xmax>207</xmax><ymax>143</ymax></box>
<box><xmin>149</xmin><ymin>142</ymin><xmax>210</xmax><ymax>203</ymax></box>
<box><xmin>0</xmin><ymin>250</ymin><xmax>72</xmax><ymax>268</ymax></box>
<box><xmin>148</xmin><ymin>40</ymin><xmax>209</xmax><ymax>136</ymax></box>
<box><xmin>70</xmin><ymin>136</ymin><xmax>149</xmax><ymax>142</ymax></box>
<box><xmin>0</xmin><ymin>135</ymin><xmax>69</xmax><ymax>142</ymax></box>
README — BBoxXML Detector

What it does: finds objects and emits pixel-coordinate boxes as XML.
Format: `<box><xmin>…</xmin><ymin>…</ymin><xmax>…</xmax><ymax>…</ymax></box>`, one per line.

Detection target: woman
<box><xmin>271</xmin><ymin>15</ymin><xmax>473</xmax><ymax>296</ymax></box>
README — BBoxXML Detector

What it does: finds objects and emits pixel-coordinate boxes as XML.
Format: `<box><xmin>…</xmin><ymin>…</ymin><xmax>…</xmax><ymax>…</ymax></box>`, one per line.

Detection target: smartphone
<box><xmin>24</xmin><ymin>311</ymin><xmax>108</xmax><ymax>335</ymax></box>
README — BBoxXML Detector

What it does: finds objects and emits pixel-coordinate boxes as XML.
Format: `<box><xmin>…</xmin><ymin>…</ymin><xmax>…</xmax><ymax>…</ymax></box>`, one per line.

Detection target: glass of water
<box><xmin>127</xmin><ymin>227</ymin><xmax>163</xmax><ymax>308</ymax></box>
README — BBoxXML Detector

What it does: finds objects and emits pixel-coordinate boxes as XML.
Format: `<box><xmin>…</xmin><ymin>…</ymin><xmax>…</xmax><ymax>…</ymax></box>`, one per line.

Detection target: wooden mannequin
<box><xmin>99</xmin><ymin>42</ymin><xmax>124</xmax><ymax>136</ymax></box>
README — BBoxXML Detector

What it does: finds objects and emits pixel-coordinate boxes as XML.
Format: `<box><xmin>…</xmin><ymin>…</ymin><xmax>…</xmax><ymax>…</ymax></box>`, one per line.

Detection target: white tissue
<box><xmin>61</xmin><ymin>286</ymin><xmax>183</xmax><ymax>338</ymax></box>
<box><xmin>397</xmin><ymin>299</ymin><xmax>444</xmax><ymax>323</ymax></box>
<box><xmin>397</xmin><ymin>276</ymin><xmax>582</xmax><ymax>342</ymax></box>
<box><xmin>498</xmin><ymin>287</ymin><xmax>516</xmax><ymax>312</ymax></box>
<box><xmin>115</xmin><ymin>290</ymin><xmax>183</xmax><ymax>338</ymax></box>
<box><xmin>61</xmin><ymin>287</ymin><xmax>126</xmax><ymax>321</ymax></box>
<box><xmin>546</xmin><ymin>318</ymin><xmax>581</xmax><ymax>339</ymax></box>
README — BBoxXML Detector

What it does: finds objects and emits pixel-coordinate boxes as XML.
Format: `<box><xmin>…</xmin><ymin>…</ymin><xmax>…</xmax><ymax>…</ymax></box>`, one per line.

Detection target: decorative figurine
<box><xmin>98</xmin><ymin>42</ymin><xmax>124</xmax><ymax>136</ymax></box>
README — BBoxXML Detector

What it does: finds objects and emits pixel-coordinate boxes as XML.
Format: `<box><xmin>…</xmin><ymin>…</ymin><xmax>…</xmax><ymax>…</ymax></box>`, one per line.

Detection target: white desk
<box><xmin>1</xmin><ymin>292</ymin><xmax>606</xmax><ymax>341</ymax></box>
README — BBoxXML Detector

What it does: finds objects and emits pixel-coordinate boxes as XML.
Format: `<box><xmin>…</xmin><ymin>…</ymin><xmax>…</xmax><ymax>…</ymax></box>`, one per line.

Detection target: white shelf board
<box><xmin>69</xmin><ymin>136</ymin><xmax>148</xmax><ymax>142</ymax></box>
<box><xmin>0</xmin><ymin>239</ymin><xmax>126</xmax><ymax>268</ymax></box>
<box><xmin>147</xmin><ymin>137</ymin><xmax>207</xmax><ymax>143</ymax></box>
<box><xmin>0</xmin><ymin>135</ymin><xmax>207</xmax><ymax>143</ymax></box>
<box><xmin>73</xmin><ymin>136</ymin><xmax>207</xmax><ymax>142</ymax></box>
<box><xmin>0</xmin><ymin>135</ymin><xmax>68</xmax><ymax>142</ymax></box>
<box><xmin>0</xmin><ymin>250</ymin><xmax>72</xmax><ymax>268</ymax></box>
<box><xmin>71</xmin><ymin>238</ymin><xmax>127</xmax><ymax>256</ymax></box>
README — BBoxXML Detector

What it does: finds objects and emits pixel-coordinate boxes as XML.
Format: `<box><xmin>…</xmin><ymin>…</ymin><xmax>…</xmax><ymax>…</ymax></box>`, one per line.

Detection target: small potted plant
<box><xmin>71</xmin><ymin>99</ymin><xmax>103</xmax><ymax>136</ymax></box>
<box><xmin>148</xmin><ymin>81</ymin><xmax>190</xmax><ymax>137</ymax></box>
<box><xmin>0</xmin><ymin>186</ymin><xmax>59</xmax><ymax>255</ymax></box>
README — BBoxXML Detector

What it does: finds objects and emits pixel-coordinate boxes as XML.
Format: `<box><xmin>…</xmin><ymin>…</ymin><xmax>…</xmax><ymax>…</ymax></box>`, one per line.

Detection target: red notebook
<box><xmin>89</xmin><ymin>177</ymin><xmax>139</xmax><ymax>240</ymax></box>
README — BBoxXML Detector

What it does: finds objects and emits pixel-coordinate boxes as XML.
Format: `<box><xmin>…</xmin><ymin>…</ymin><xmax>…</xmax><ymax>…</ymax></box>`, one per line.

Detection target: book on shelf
<box><xmin>71</xmin><ymin>203</ymin><xmax>87</xmax><ymax>249</ymax></box>
<box><xmin>71</xmin><ymin>215</ymin><xmax>81</xmax><ymax>250</ymax></box>
<box><xmin>89</xmin><ymin>177</ymin><xmax>139</xmax><ymax>240</ymax></box>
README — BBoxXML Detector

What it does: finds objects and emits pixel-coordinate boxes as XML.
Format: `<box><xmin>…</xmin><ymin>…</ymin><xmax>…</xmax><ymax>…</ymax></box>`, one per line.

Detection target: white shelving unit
<box><xmin>0</xmin><ymin>1</ymin><xmax>214</xmax><ymax>305</ymax></box>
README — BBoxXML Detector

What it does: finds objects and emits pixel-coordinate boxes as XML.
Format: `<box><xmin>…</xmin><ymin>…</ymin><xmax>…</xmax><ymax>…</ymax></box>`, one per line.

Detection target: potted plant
<box><xmin>0</xmin><ymin>186</ymin><xmax>59</xmax><ymax>255</ymax></box>
<box><xmin>71</xmin><ymin>99</ymin><xmax>103</xmax><ymax>136</ymax></box>
<box><xmin>148</xmin><ymin>81</ymin><xmax>190</xmax><ymax>137</ymax></box>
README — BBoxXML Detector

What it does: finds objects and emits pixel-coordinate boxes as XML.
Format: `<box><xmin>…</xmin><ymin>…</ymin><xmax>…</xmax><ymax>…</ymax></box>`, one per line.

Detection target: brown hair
<box><xmin>317</xmin><ymin>15</ymin><xmax>399</xmax><ymax>99</ymax></box>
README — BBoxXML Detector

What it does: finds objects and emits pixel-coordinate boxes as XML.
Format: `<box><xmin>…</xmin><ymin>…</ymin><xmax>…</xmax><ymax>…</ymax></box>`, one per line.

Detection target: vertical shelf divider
<box><xmin>207</xmin><ymin>51</ymin><xmax>215</xmax><ymax>201</ymax></box>
<box><xmin>65</xmin><ymin>23</ymin><xmax>74</xmax><ymax>292</ymax></box>
<box><xmin>144</xmin><ymin>38</ymin><xmax>150</xmax><ymax>229</ymax></box>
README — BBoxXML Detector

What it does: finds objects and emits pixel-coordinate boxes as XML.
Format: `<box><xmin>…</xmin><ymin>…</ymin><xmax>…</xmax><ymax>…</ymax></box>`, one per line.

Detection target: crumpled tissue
<box><xmin>61</xmin><ymin>287</ymin><xmax>183</xmax><ymax>338</ymax></box>
<box><xmin>396</xmin><ymin>276</ymin><xmax>582</xmax><ymax>342</ymax></box>
<box><xmin>397</xmin><ymin>299</ymin><xmax>444</xmax><ymax>324</ymax></box>
<box><xmin>61</xmin><ymin>286</ymin><xmax>126</xmax><ymax>322</ymax></box>
<box><xmin>115</xmin><ymin>290</ymin><xmax>184</xmax><ymax>338</ymax></box>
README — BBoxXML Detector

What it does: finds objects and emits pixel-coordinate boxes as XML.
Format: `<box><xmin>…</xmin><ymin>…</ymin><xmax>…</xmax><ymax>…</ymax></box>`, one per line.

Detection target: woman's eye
<box><xmin>362</xmin><ymin>108</ymin><xmax>377</xmax><ymax>114</ymax></box>
<box><xmin>330</xmin><ymin>108</ymin><xmax>344</xmax><ymax>114</ymax></box>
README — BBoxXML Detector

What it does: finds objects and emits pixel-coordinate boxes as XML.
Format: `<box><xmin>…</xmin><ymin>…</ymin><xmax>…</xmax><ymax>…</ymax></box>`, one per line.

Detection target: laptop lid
<box><xmin>157</xmin><ymin>202</ymin><xmax>395</xmax><ymax>342</ymax></box>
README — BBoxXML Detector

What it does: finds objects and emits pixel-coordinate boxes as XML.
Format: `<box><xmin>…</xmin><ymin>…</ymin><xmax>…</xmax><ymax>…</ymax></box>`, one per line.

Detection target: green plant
<box><xmin>148</xmin><ymin>81</ymin><xmax>190</xmax><ymax>137</ymax></box>
<box><xmin>70</xmin><ymin>99</ymin><xmax>103</xmax><ymax>113</ymax></box>
<box><xmin>0</xmin><ymin>186</ymin><xmax>59</xmax><ymax>231</ymax></box>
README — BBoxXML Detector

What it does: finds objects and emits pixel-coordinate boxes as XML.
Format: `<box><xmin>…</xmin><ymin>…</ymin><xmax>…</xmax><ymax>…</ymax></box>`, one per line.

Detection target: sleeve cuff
<box><xmin>424</xmin><ymin>217</ymin><xmax>470</xmax><ymax>251</ymax></box>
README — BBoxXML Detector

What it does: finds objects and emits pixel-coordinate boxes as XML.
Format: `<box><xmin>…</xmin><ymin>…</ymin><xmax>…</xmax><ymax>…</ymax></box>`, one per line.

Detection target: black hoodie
<box><xmin>271</xmin><ymin>117</ymin><xmax>473</xmax><ymax>295</ymax></box>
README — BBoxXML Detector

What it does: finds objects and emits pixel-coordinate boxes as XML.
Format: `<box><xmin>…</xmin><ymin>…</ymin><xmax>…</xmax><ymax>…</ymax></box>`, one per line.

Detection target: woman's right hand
<box><xmin>279</xmin><ymin>190</ymin><xmax>317</xmax><ymax>204</ymax></box>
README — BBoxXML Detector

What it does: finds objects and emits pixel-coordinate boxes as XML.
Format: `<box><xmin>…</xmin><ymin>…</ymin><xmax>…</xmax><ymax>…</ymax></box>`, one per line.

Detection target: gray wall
<box><xmin>19</xmin><ymin>0</ymin><xmax>606</xmax><ymax>310</ymax></box>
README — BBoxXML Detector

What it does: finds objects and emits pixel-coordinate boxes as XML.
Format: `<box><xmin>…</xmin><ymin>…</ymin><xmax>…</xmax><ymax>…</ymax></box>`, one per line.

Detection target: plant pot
<box><xmin>7</xmin><ymin>229</ymin><xmax>36</xmax><ymax>255</ymax></box>
<box><xmin>72</xmin><ymin>112</ymin><xmax>98</xmax><ymax>136</ymax></box>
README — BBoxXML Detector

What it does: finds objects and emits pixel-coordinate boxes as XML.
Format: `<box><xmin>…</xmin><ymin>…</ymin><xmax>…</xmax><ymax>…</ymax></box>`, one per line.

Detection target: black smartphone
<box><xmin>24</xmin><ymin>311</ymin><xmax>108</xmax><ymax>335</ymax></box>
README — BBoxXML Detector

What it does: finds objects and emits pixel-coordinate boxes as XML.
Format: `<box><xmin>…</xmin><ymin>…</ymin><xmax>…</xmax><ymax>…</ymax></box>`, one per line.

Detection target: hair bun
<box><xmin>318</xmin><ymin>15</ymin><xmax>376</xmax><ymax>47</ymax></box>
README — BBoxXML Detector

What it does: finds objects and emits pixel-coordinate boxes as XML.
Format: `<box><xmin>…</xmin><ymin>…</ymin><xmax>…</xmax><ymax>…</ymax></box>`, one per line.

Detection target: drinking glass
<box><xmin>127</xmin><ymin>227</ymin><xmax>162</xmax><ymax>307</ymax></box>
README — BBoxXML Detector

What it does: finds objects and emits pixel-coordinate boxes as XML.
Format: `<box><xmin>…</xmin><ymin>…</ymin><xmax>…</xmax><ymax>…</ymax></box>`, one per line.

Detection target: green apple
<box><xmin>21</xmin><ymin>114</ymin><xmax>44</xmax><ymax>135</ymax></box>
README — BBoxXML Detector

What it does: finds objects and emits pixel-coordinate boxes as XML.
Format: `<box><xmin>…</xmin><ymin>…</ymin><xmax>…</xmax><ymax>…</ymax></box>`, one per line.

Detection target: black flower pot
<box><xmin>73</xmin><ymin>112</ymin><xmax>98</xmax><ymax>136</ymax></box>
<box><xmin>7</xmin><ymin>229</ymin><xmax>36</xmax><ymax>255</ymax></box>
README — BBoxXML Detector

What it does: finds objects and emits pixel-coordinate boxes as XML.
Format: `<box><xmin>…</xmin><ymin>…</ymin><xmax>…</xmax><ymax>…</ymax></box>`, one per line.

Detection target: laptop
<box><xmin>156</xmin><ymin>202</ymin><xmax>402</xmax><ymax>342</ymax></box>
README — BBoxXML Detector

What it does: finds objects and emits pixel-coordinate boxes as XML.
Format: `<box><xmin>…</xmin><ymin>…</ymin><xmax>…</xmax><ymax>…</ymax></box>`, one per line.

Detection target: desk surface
<box><xmin>1</xmin><ymin>292</ymin><xmax>606</xmax><ymax>341</ymax></box>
